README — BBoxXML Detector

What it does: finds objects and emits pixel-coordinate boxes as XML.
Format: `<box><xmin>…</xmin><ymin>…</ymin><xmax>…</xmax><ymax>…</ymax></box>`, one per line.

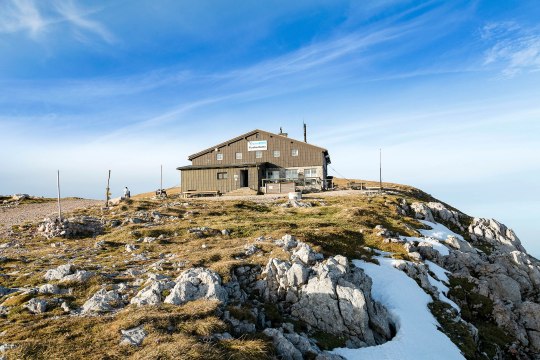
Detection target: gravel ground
<box><xmin>0</xmin><ymin>199</ymin><xmax>101</xmax><ymax>237</ymax></box>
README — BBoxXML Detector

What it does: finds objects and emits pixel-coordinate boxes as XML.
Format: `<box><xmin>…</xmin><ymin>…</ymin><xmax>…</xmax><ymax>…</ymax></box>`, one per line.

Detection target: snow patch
<box><xmin>419</xmin><ymin>220</ymin><xmax>464</xmax><ymax>242</ymax></box>
<box><xmin>333</xmin><ymin>257</ymin><xmax>464</xmax><ymax>360</ymax></box>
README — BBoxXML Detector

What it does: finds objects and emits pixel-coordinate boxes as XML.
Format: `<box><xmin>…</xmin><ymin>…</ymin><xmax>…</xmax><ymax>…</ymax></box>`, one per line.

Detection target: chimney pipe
<box><xmin>280</xmin><ymin>127</ymin><xmax>283</xmax><ymax>134</ymax></box>
<box><xmin>303</xmin><ymin>122</ymin><xmax>307</xmax><ymax>143</ymax></box>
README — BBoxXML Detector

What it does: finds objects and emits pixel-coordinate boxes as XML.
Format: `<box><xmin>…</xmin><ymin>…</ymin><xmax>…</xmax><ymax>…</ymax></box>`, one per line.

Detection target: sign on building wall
<box><xmin>247</xmin><ymin>140</ymin><xmax>267</xmax><ymax>151</ymax></box>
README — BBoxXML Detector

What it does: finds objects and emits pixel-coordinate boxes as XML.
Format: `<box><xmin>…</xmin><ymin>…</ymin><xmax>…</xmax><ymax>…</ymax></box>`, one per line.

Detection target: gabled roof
<box><xmin>187</xmin><ymin>129</ymin><xmax>328</xmax><ymax>161</ymax></box>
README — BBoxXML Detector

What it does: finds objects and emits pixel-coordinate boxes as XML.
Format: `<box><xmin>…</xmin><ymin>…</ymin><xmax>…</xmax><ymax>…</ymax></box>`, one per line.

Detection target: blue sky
<box><xmin>0</xmin><ymin>0</ymin><xmax>539</xmax><ymax>256</ymax></box>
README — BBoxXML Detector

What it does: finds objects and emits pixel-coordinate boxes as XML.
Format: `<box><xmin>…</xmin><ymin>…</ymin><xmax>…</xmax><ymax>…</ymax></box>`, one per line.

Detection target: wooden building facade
<box><xmin>177</xmin><ymin>129</ymin><xmax>331</xmax><ymax>194</ymax></box>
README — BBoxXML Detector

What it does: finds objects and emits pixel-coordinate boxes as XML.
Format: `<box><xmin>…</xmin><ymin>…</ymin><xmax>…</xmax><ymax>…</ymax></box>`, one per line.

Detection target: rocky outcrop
<box><xmin>81</xmin><ymin>289</ymin><xmax>123</xmax><ymax>315</ymax></box>
<box><xmin>130</xmin><ymin>280</ymin><xmax>174</xmax><ymax>306</ymax></box>
<box><xmin>402</xmin><ymin>200</ymin><xmax>540</xmax><ymax>357</ymax></box>
<box><xmin>468</xmin><ymin>218</ymin><xmax>525</xmax><ymax>253</ymax></box>
<box><xmin>44</xmin><ymin>264</ymin><xmax>93</xmax><ymax>283</ymax></box>
<box><xmin>38</xmin><ymin>216</ymin><xmax>103</xmax><ymax>239</ymax></box>
<box><xmin>409</xmin><ymin>202</ymin><xmax>463</xmax><ymax>230</ymax></box>
<box><xmin>258</xmin><ymin>241</ymin><xmax>393</xmax><ymax>348</ymax></box>
<box><xmin>164</xmin><ymin>268</ymin><xmax>227</xmax><ymax>305</ymax></box>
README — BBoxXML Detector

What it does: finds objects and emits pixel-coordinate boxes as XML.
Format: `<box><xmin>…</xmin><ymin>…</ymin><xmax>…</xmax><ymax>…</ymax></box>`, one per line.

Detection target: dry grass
<box><xmin>0</xmin><ymin>185</ymin><xmax>439</xmax><ymax>359</ymax></box>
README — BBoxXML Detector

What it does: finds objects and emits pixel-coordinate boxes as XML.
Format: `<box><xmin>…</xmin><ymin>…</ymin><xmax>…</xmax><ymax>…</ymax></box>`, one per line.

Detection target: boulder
<box><xmin>38</xmin><ymin>284</ymin><xmax>61</xmax><ymax>295</ymax></box>
<box><xmin>263</xmin><ymin>328</ymin><xmax>303</xmax><ymax>360</ymax></box>
<box><xmin>120</xmin><ymin>326</ymin><xmax>147</xmax><ymax>346</ymax></box>
<box><xmin>81</xmin><ymin>289</ymin><xmax>122</xmax><ymax>314</ymax></box>
<box><xmin>276</xmin><ymin>234</ymin><xmax>298</xmax><ymax>250</ymax></box>
<box><xmin>25</xmin><ymin>298</ymin><xmax>47</xmax><ymax>314</ymax></box>
<box><xmin>164</xmin><ymin>268</ymin><xmax>227</xmax><ymax>305</ymax></box>
<box><xmin>44</xmin><ymin>264</ymin><xmax>74</xmax><ymax>281</ymax></box>
<box><xmin>519</xmin><ymin>302</ymin><xmax>540</xmax><ymax>351</ymax></box>
<box><xmin>130</xmin><ymin>280</ymin><xmax>174</xmax><ymax>306</ymax></box>
<box><xmin>410</xmin><ymin>203</ymin><xmax>435</xmax><ymax>223</ymax></box>
<box><xmin>44</xmin><ymin>264</ymin><xmax>93</xmax><ymax>283</ymax></box>
<box><xmin>290</xmin><ymin>256</ymin><xmax>391</xmax><ymax>347</ymax></box>
<box><xmin>292</xmin><ymin>242</ymin><xmax>323</xmax><ymax>265</ymax></box>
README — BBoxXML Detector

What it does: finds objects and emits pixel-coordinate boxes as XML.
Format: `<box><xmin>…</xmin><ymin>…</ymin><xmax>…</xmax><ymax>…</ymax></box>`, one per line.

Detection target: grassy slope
<box><xmin>0</xmin><ymin>181</ymin><xmax>481</xmax><ymax>359</ymax></box>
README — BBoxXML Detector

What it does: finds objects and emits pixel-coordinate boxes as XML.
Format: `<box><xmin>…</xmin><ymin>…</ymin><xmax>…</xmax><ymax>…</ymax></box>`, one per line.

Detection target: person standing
<box><xmin>124</xmin><ymin>186</ymin><xmax>130</xmax><ymax>199</ymax></box>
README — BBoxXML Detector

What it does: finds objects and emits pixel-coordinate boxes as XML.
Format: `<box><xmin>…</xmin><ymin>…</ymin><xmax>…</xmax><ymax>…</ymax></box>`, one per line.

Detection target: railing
<box><xmin>262</xmin><ymin>177</ymin><xmax>322</xmax><ymax>187</ymax></box>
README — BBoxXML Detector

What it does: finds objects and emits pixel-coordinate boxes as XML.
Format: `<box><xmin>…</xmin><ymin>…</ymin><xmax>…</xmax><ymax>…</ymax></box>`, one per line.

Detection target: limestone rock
<box><xmin>276</xmin><ymin>234</ymin><xmax>298</xmax><ymax>250</ymax></box>
<box><xmin>120</xmin><ymin>326</ymin><xmax>147</xmax><ymax>346</ymax></box>
<box><xmin>81</xmin><ymin>288</ymin><xmax>122</xmax><ymax>314</ymax></box>
<box><xmin>130</xmin><ymin>280</ymin><xmax>174</xmax><ymax>306</ymax></box>
<box><xmin>44</xmin><ymin>264</ymin><xmax>74</xmax><ymax>281</ymax></box>
<box><xmin>38</xmin><ymin>284</ymin><xmax>61</xmax><ymax>295</ymax></box>
<box><xmin>25</xmin><ymin>298</ymin><xmax>47</xmax><ymax>314</ymax></box>
<box><xmin>519</xmin><ymin>301</ymin><xmax>540</xmax><ymax>351</ymax></box>
<box><xmin>468</xmin><ymin>218</ymin><xmax>525</xmax><ymax>252</ymax></box>
<box><xmin>164</xmin><ymin>268</ymin><xmax>227</xmax><ymax>305</ymax></box>
<box><xmin>292</xmin><ymin>242</ymin><xmax>323</xmax><ymax>265</ymax></box>
<box><xmin>263</xmin><ymin>328</ymin><xmax>303</xmax><ymax>360</ymax></box>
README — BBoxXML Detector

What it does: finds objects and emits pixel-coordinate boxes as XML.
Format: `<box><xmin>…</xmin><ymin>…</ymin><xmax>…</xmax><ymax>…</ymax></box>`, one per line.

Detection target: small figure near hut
<box><xmin>124</xmin><ymin>187</ymin><xmax>131</xmax><ymax>199</ymax></box>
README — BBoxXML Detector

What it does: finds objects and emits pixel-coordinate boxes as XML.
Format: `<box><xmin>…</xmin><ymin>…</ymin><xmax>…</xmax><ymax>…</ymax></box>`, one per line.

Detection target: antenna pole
<box><xmin>105</xmin><ymin>170</ymin><xmax>111</xmax><ymax>208</ymax></box>
<box><xmin>160</xmin><ymin>164</ymin><xmax>163</xmax><ymax>192</ymax></box>
<box><xmin>57</xmin><ymin>170</ymin><xmax>62</xmax><ymax>221</ymax></box>
<box><xmin>379</xmin><ymin>149</ymin><xmax>382</xmax><ymax>193</ymax></box>
<box><xmin>303</xmin><ymin>122</ymin><xmax>307</xmax><ymax>143</ymax></box>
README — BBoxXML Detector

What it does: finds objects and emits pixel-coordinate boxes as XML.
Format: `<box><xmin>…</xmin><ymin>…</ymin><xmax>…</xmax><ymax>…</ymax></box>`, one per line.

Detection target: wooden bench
<box><xmin>181</xmin><ymin>190</ymin><xmax>220</xmax><ymax>198</ymax></box>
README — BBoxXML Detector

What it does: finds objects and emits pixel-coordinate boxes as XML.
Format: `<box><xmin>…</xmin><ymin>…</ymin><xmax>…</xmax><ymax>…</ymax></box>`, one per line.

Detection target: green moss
<box><xmin>263</xmin><ymin>303</ymin><xmax>282</xmax><ymax>326</ymax></box>
<box><xmin>429</xmin><ymin>301</ymin><xmax>479</xmax><ymax>359</ymax></box>
<box><xmin>312</xmin><ymin>331</ymin><xmax>347</xmax><ymax>350</ymax></box>
<box><xmin>447</xmin><ymin>277</ymin><xmax>515</xmax><ymax>358</ymax></box>
<box><xmin>227</xmin><ymin>306</ymin><xmax>257</xmax><ymax>323</ymax></box>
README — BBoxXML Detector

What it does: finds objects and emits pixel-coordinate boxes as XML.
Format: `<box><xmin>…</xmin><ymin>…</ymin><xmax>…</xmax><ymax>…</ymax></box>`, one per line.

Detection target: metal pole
<box><xmin>57</xmin><ymin>170</ymin><xmax>62</xmax><ymax>221</ymax></box>
<box><xmin>379</xmin><ymin>148</ymin><xmax>382</xmax><ymax>193</ymax></box>
<box><xmin>160</xmin><ymin>164</ymin><xmax>163</xmax><ymax>192</ymax></box>
<box><xmin>105</xmin><ymin>170</ymin><xmax>111</xmax><ymax>207</ymax></box>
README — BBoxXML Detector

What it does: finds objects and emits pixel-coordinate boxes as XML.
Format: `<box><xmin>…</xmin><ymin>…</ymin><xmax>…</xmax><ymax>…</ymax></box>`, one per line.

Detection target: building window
<box><xmin>217</xmin><ymin>172</ymin><xmax>228</xmax><ymax>180</ymax></box>
<box><xmin>273</xmin><ymin>150</ymin><xmax>280</xmax><ymax>158</ymax></box>
<box><xmin>235</xmin><ymin>152</ymin><xmax>243</xmax><ymax>160</ymax></box>
<box><xmin>291</xmin><ymin>149</ymin><xmax>299</xmax><ymax>157</ymax></box>
<box><xmin>285</xmin><ymin>169</ymin><xmax>298</xmax><ymax>179</ymax></box>
<box><xmin>216</xmin><ymin>153</ymin><xmax>223</xmax><ymax>161</ymax></box>
<box><xmin>255</xmin><ymin>150</ymin><xmax>263</xmax><ymax>159</ymax></box>
<box><xmin>268</xmin><ymin>170</ymin><xmax>280</xmax><ymax>179</ymax></box>
<box><xmin>304</xmin><ymin>168</ymin><xmax>317</xmax><ymax>178</ymax></box>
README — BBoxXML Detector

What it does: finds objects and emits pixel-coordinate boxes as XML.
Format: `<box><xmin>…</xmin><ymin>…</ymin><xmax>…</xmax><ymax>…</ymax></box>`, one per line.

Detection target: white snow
<box><xmin>419</xmin><ymin>220</ymin><xmax>464</xmax><ymax>242</ymax></box>
<box><xmin>333</xmin><ymin>257</ymin><xmax>464</xmax><ymax>360</ymax></box>
<box><xmin>427</xmin><ymin>274</ymin><xmax>460</xmax><ymax>311</ymax></box>
<box><xmin>425</xmin><ymin>260</ymin><xmax>450</xmax><ymax>283</ymax></box>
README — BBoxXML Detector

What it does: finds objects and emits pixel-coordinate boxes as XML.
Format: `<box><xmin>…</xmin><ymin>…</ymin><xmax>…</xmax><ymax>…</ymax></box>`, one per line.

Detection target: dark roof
<box><xmin>187</xmin><ymin>129</ymin><xmax>328</xmax><ymax>161</ymax></box>
<box><xmin>177</xmin><ymin>162</ymin><xmax>267</xmax><ymax>171</ymax></box>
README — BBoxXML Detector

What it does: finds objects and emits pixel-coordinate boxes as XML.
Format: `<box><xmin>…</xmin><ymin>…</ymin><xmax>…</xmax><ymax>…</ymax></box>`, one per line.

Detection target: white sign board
<box><xmin>248</xmin><ymin>140</ymin><xmax>267</xmax><ymax>151</ymax></box>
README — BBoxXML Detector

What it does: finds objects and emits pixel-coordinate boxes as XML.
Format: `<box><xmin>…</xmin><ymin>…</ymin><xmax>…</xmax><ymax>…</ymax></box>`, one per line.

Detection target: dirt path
<box><xmin>0</xmin><ymin>199</ymin><xmax>101</xmax><ymax>237</ymax></box>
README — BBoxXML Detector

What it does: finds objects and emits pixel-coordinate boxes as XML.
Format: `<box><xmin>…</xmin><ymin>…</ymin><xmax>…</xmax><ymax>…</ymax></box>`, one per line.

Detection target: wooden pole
<box><xmin>57</xmin><ymin>170</ymin><xmax>62</xmax><ymax>222</ymax></box>
<box><xmin>105</xmin><ymin>170</ymin><xmax>111</xmax><ymax>208</ymax></box>
<box><xmin>379</xmin><ymin>148</ymin><xmax>382</xmax><ymax>193</ymax></box>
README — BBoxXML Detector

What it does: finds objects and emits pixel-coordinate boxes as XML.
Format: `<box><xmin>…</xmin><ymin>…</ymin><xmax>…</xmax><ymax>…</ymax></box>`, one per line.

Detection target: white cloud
<box><xmin>0</xmin><ymin>0</ymin><xmax>46</xmax><ymax>37</ymax></box>
<box><xmin>53</xmin><ymin>0</ymin><xmax>116</xmax><ymax>44</ymax></box>
<box><xmin>0</xmin><ymin>0</ymin><xmax>114</xmax><ymax>44</ymax></box>
<box><xmin>482</xmin><ymin>22</ymin><xmax>540</xmax><ymax>77</ymax></box>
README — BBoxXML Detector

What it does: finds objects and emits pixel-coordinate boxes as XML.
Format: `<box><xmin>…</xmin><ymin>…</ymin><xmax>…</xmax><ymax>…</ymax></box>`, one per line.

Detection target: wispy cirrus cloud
<box><xmin>0</xmin><ymin>0</ymin><xmax>46</xmax><ymax>37</ymax></box>
<box><xmin>0</xmin><ymin>0</ymin><xmax>114</xmax><ymax>43</ymax></box>
<box><xmin>482</xmin><ymin>22</ymin><xmax>540</xmax><ymax>77</ymax></box>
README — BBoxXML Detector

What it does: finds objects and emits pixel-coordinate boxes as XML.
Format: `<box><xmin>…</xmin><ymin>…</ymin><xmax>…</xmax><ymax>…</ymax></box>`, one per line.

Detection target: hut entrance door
<box><xmin>240</xmin><ymin>170</ymin><xmax>248</xmax><ymax>188</ymax></box>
